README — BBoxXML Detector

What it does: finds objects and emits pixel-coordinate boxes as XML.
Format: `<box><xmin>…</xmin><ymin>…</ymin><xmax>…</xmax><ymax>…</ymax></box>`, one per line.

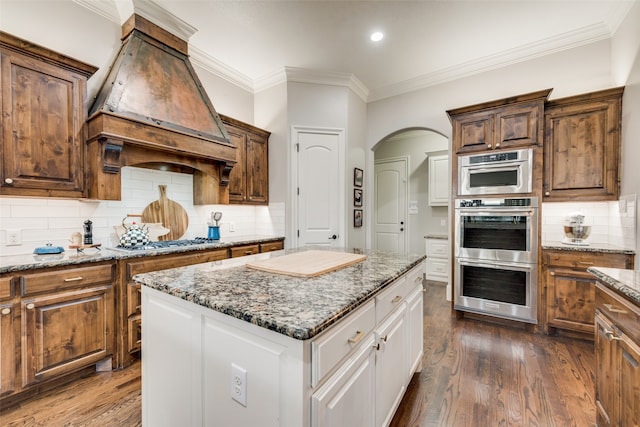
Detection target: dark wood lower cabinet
<box><xmin>595</xmin><ymin>283</ymin><xmax>640</xmax><ymax>427</ymax></box>
<box><xmin>543</xmin><ymin>249</ymin><xmax>634</xmax><ymax>340</ymax></box>
<box><xmin>0</xmin><ymin>262</ymin><xmax>116</xmax><ymax>404</ymax></box>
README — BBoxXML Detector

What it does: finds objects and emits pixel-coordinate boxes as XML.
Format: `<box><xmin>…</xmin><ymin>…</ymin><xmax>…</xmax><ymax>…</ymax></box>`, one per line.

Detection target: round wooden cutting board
<box><xmin>141</xmin><ymin>185</ymin><xmax>189</xmax><ymax>240</ymax></box>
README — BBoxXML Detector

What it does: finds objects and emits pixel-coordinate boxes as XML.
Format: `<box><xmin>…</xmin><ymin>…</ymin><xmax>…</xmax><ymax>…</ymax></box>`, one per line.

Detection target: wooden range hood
<box><xmin>86</xmin><ymin>14</ymin><xmax>235</xmax><ymax>204</ymax></box>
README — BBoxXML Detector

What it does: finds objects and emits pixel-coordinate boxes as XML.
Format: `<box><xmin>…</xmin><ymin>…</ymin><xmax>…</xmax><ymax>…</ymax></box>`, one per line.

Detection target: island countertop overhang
<box><xmin>134</xmin><ymin>248</ymin><xmax>426</xmax><ymax>340</ymax></box>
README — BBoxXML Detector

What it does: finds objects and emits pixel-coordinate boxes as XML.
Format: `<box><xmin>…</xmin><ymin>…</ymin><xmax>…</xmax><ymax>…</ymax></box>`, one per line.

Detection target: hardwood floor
<box><xmin>1</xmin><ymin>281</ymin><xmax>595</xmax><ymax>426</ymax></box>
<box><xmin>390</xmin><ymin>281</ymin><xmax>596</xmax><ymax>427</ymax></box>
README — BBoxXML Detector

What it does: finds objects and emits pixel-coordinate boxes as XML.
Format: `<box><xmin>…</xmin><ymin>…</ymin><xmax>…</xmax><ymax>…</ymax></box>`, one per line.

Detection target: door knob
<box><xmin>328</xmin><ymin>234</ymin><xmax>338</xmax><ymax>240</ymax></box>
<box><xmin>400</xmin><ymin>228</ymin><xmax>404</xmax><ymax>231</ymax></box>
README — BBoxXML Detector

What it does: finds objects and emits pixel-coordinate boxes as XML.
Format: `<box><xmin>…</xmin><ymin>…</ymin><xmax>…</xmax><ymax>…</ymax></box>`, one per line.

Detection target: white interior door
<box><xmin>374</xmin><ymin>158</ymin><xmax>407</xmax><ymax>253</ymax></box>
<box><xmin>293</xmin><ymin>127</ymin><xmax>345</xmax><ymax>247</ymax></box>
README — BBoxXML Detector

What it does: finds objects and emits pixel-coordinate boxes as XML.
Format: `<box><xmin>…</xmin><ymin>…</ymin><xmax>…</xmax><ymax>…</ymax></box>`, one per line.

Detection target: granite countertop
<box><xmin>588</xmin><ymin>267</ymin><xmax>640</xmax><ymax>307</ymax></box>
<box><xmin>0</xmin><ymin>235</ymin><xmax>284</xmax><ymax>274</ymax></box>
<box><xmin>134</xmin><ymin>247</ymin><xmax>426</xmax><ymax>341</ymax></box>
<box><xmin>542</xmin><ymin>241</ymin><xmax>635</xmax><ymax>255</ymax></box>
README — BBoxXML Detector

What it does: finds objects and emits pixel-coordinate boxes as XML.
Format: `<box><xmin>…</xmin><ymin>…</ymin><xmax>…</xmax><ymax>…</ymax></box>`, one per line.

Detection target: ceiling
<box><xmin>81</xmin><ymin>0</ymin><xmax>636</xmax><ymax>102</ymax></box>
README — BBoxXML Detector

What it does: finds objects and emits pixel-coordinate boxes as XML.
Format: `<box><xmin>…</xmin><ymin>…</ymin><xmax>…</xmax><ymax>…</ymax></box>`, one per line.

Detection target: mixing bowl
<box><xmin>563</xmin><ymin>225</ymin><xmax>591</xmax><ymax>240</ymax></box>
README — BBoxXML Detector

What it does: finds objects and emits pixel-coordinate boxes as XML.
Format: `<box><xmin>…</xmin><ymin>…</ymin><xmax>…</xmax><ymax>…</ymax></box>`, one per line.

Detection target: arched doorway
<box><xmin>372</xmin><ymin>128</ymin><xmax>449</xmax><ymax>255</ymax></box>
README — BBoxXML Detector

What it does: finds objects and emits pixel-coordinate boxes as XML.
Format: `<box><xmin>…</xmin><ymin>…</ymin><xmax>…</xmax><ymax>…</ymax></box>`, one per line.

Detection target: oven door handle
<box><xmin>457</xmin><ymin>208</ymin><xmax>534</xmax><ymax>216</ymax></box>
<box><xmin>464</xmin><ymin>163</ymin><xmax>524</xmax><ymax>174</ymax></box>
<box><xmin>457</xmin><ymin>258</ymin><xmax>534</xmax><ymax>272</ymax></box>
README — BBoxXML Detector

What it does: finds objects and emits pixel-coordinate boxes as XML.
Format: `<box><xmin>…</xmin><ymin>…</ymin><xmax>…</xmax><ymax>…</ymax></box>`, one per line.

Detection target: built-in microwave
<box><xmin>458</xmin><ymin>148</ymin><xmax>532</xmax><ymax>196</ymax></box>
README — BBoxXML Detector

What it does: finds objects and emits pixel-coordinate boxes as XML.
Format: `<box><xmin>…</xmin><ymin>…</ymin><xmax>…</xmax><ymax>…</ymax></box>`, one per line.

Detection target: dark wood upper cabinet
<box><xmin>543</xmin><ymin>87</ymin><xmax>624</xmax><ymax>201</ymax></box>
<box><xmin>448</xmin><ymin>89</ymin><xmax>551</xmax><ymax>154</ymax></box>
<box><xmin>220</xmin><ymin>115</ymin><xmax>270</xmax><ymax>205</ymax></box>
<box><xmin>0</xmin><ymin>32</ymin><xmax>97</xmax><ymax>198</ymax></box>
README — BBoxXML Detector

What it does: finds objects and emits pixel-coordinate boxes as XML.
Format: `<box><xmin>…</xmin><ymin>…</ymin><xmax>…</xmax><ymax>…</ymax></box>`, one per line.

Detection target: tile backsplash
<box><xmin>0</xmin><ymin>167</ymin><xmax>285</xmax><ymax>256</ymax></box>
<box><xmin>541</xmin><ymin>194</ymin><xmax>636</xmax><ymax>249</ymax></box>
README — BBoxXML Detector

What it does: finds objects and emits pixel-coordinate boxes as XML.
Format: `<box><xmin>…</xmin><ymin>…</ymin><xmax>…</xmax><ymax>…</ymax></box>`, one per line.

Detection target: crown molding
<box><xmin>132</xmin><ymin>0</ymin><xmax>197</xmax><ymax>41</ymax></box>
<box><xmin>73</xmin><ymin>0</ymin><xmax>120</xmax><ymax>23</ymax></box>
<box><xmin>252</xmin><ymin>67</ymin><xmax>369</xmax><ymax>102</ymax></box>
<box><xmin>189</xmin><ymin>45</ymin><xmax>254</xmax><ymax>92</ymax></box>
<box><xmin>368</xmin><ymin>22</ymin><xmax>612</xmax><ymax>102</ymax></box>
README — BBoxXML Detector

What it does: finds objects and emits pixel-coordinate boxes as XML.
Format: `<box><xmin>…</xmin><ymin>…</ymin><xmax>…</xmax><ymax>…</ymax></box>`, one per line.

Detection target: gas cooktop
<box><xmin>110</xmin><ymin>237</ymin><xmax>220</xmax><ymax>251</ymax></box>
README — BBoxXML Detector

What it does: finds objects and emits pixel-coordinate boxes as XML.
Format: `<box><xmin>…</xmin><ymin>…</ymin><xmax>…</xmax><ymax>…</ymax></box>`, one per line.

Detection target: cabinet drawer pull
<box><xmin>381</xmin><ymin>335</ymin><xmax>388</xmax><ymax>343</ymax></box>
<box><xmin>245</xmin><ymin>251</ymin><xmax>253</xmax><ymax>255</ymax></box>
<box><xmin>604</xmin><ymin>329</ymin><xmax>622</xmax><ymax>341</ymax></box>
<box><xmin>26</xmin><ymin>303</ymin><xmax>35</xmax><ymax>310</ymax></box>
<box><xmin>63</xmin><ymin>276</ymin><xmax>84</xmax><ymax>282</ymax></box>
<box><xmin>1</xmin><ymin>308</ymin><xmax>10</xmax><ymax>315</ymax></box>
<box><xmin>348</xmin><ymin>330</ymin><xmax>365</xmax><ymax>344</ymax></box>
<box><xmin>415</xmin><ymin>276</ymin><xmax>422</xmax><ymax>284</ymax></box>
<box><xmin>603</xmin><ymin>303</ymin><xmax>627</xmax><ymax>314</ymax></box>
<box><xmin>578</xmin><ymin>261</ymin><xmax>594</xmax><ymax>265</ymax></box>
<box><xmin>392</xmin><ymin>296</ymin><xmax>403</xmax><ymax>303</ymax></box>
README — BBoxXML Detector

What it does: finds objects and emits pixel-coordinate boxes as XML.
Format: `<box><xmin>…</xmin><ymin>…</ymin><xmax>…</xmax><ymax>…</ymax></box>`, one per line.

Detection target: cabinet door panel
<box><xmin>225</xmin><ymin>124</ymin><xmax>247</xmax><ymax>202</ymax></box>
<box><xmin>453</xmin><ymin>111</ymin><xmax>493</xmax><ymax>153</ymax></box>
<box><xmin>246</xmin><ymin>133</ymin><xmax>268</xmax><ymax>203</ymax></box>
<box><xmin>375</xmin><ymin>306</ymin><xmax>406</xmax><ymax>427</ymax></box>
<box><xmin>1</xmin><ymin>51</ymin><xmax>85</xmax><ymax>194</ymax></box>
<box><xmin>0</xmin><ymin>301</ymin><xmax>16</xmax><ymax>395</ymax></box>
<box><xmin>546</xmin><ymin>269</ymin><xmax>595</xmax><ymax>334</ymax></box>
<box><xmin>595</xmin><ymin>312</ymin><xmax>617</xmax><ymax>427</ymax></box>
<box><xmin>22</xmin><ymin>285</ymin><xmax>113</xmax><ymax>386</ymax></box>
<box><xmin>620</xmin><ymin>335</ymin><xmax>640</xmax><ymax>427</ymax></box>
<box><xmin>311</xmin><ymin>334</ymin><xmax>376</xmax><ymax>427</ymax></box>
<box><xmin>543</xmin><ymin>88</ymin><xmax>622</xmax><ymax>201</ymax></box>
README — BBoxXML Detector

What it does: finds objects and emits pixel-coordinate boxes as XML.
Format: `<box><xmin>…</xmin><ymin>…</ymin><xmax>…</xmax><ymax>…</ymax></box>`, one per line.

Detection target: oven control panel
<box><xmin>456</xmin><ymin>197</ymin><xmax>536</xmax><ymax>208</ymax></box>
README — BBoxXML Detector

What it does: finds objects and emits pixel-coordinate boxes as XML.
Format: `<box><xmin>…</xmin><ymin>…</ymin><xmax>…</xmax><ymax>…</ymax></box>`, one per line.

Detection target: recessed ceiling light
<box><xmin>370</xmin><ymin>31</ymin><xmax>384</xmax><ymax>42</ymax></box>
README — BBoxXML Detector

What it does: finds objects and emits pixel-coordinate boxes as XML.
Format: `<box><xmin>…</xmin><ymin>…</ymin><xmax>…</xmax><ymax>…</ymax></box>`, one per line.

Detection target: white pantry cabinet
<box><xmin>142</xmin><ymin>264</ymin><xmax>424</xmax><ymax>427</ymax></box>
<box><xmin>428</xmin><ymin>155</ymin><xmax>449</xmax><ymax>206</ymax></box>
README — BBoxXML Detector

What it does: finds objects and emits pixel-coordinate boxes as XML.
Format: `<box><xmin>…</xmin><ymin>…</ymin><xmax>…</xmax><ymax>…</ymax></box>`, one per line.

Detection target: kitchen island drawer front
<box><xmin>20</xmin><ymin>264</ymin><xmax>114</xmax><ymax>296</ymax></box>
<box><xmin>544</xmin><ymin>251</ymin><xmax>632</xmax><ymax>270</ymax></box>
<box><xmin>376</xmin><ymin>276</ymin><xmax>408</xmax><ymax>322</ymax></box>
<box><xmin>0</xmin><ymin>277</ymin><xmax>12</xmax><ymax>300</ymax></box>
<box><xmin>596</xmin><ymin>283</ymin><xmax>640</xmax><ymax>343</ymax></box>
<box><xmin>260</xmin><ymin>241</ymin><xmax>284</xmax><ymax>252</ymax></box>
<box><xmin>127</xmin><ymin>250</ymin><xmax>228</xmax><ymax>277</ymax></box>
<box><xmin>230</xmin><ymin>244</ymin><xmax>260</xmax><ymax>258</ymax></box>
<box><xmin>311</xmin><ymin>300</ymin><xmax>375</xmax><ymax>387</ymax></box>
<box><xmin>127</xmin><ymin>283</ymin><xmax>142</xmax><ymax>317</ymax></box>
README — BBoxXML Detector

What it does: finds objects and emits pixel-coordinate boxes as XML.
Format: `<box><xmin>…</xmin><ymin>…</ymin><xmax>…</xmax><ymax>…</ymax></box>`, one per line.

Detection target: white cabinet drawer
<box><xmin>375</xmin><ymin>276</ymin><xmax>409</xmax><ymax>323</ymax></box>
<box><xmin>311</xmin><ymin>300</ymin><xmax>375</xmax><ymax>387</ymax></box>
<box><xmin>426</xmin><ymin>239</ymin><xmax>448</xmax><ymax>257</ymax></box>
<box><xmin>426</xmin><ymin>258</ymin><xmax>449</xmax><ymax>281</ymax></box>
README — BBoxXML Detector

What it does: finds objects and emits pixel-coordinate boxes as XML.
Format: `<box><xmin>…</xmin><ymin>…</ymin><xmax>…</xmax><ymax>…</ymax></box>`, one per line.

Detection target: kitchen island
<box><xmin>135</xmin><ymin>247</ymin><xmax>426</xmax><ymax>427</ymax></box>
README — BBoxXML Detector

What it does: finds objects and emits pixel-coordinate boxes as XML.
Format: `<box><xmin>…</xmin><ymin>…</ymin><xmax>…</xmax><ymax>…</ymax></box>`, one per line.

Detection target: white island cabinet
<box><xmin>138</xmin><ymin>249</ymin><xmax>425</xmax><ymax>427</ymax></box>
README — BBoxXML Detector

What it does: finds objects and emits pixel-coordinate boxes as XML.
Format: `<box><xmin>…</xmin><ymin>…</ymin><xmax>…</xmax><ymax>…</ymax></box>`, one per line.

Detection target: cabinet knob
<box><xmin>4</xmin><ymin>178</ymin><xmax>13</xmax><ymax>184</ymax></box>
<box><xmin>545</xmin><ymin>191</ymin><xmax>550</xmax><ymax>196</ymax></box>
<box><xmin>1</xmin><ymin>308</ymin><xmax>10</xmax><ymax>315</ymax></box>
<box><xmin>487</xmin><ymin>144</ymin><xmax>492</xmax><ymax>149</ymax></box>
<box><xmin>495</xmin><ymin>143</ymin><xmax>501</xmax><ymax>148</ymax></box>
<box><xmin>26</xmin><ymin>303</ymin><xmax>35</xmax><ymax>310</ymax></box>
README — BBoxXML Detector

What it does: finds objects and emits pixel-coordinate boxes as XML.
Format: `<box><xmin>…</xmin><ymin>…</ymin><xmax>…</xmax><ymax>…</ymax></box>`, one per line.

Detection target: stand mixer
<box><xmin>562</xmin><ymin>211</ymin><xmax>591</xmax><ymax>246</ymax></box>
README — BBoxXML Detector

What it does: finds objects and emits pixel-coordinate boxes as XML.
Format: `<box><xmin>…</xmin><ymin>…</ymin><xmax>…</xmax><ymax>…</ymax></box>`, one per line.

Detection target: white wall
<box><xmin>613</xmin><ymin>0</ymin><xmax>640</xmax><ymax>260</ymax></box>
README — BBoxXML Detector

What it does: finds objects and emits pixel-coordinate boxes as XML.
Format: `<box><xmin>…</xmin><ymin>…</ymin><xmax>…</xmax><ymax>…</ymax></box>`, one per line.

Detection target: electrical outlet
<box><xmin>6</xmin><ymin>229</ymin><xmax>21</xmax><ymax>246</ymax></box>
<box><xmin>231</xmin><ymin>363</ymin><xmax>247</xmax><ymax>407</ymax></box>
<box><xmin>229</xmin><ymin>222</ymin><xmax>236</xmax><ymax>232</ymax></box>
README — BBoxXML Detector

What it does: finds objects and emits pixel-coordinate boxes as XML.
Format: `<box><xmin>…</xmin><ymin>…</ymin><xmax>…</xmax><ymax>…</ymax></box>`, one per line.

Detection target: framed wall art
<box><xmin>354</xmin><ymin>209</ymin><xmax>363</xmax><ymax>227</ymax></box>
<box><xmin>354</xmin><ymin>188</ymin><xmax>363</xmax><ymax>207</ymax></box>
<box><xmin>354</xmin><ymin>168</ymin><xmax>363</xmax><ymax>187</ymax></box>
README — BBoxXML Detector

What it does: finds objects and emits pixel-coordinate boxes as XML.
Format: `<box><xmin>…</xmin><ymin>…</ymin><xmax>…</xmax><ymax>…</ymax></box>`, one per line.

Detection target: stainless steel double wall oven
<box><xmin>454</xmin><ymin>197</ymin><xmax>539</xmax><ymax>323</ymax></box>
